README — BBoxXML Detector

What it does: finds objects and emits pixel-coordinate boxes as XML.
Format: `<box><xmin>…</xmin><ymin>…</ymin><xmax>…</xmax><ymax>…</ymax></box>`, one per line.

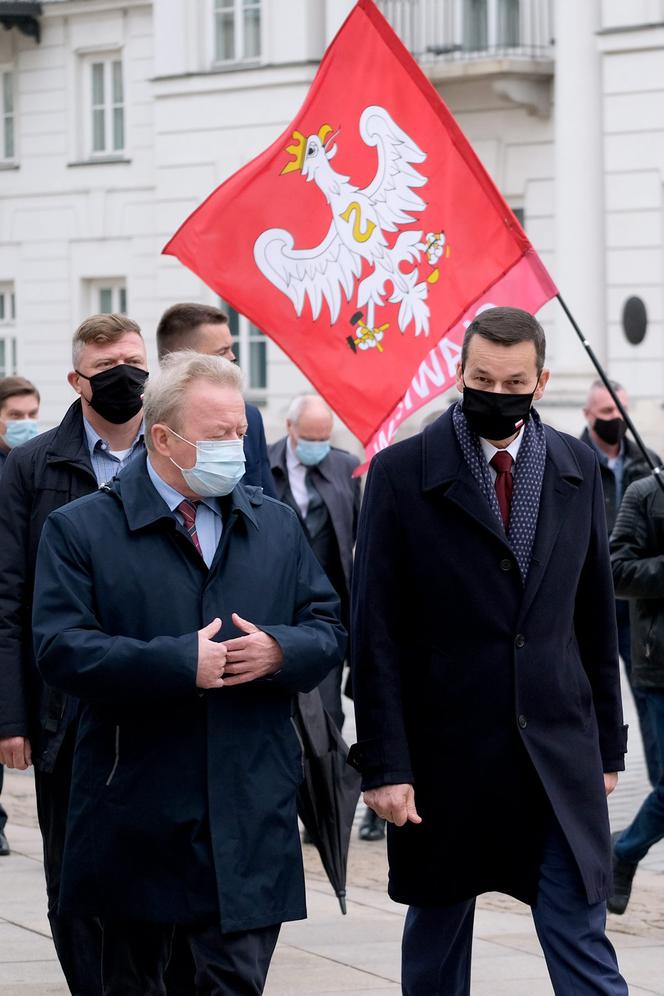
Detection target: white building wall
<box><xmin>1</xmin><ymin>0</ymin><xmax>663</xmax><ymax>453</ymax></box>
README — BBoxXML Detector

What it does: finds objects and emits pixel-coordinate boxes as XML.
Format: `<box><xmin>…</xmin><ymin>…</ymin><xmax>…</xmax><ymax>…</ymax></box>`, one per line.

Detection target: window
<box><xmin>225</xmin><ymin>305</ymin><xmax>267</xmax><ymax>393</ymax></box>
<box><xmin>214</xmin><ymin>0</ymin><xmax>261</xmax><ymax>64</ymax></box>
<box><xmin>89</xmin><ymin>57</ymin><xmax>124</xmax><ymax>157</ymax></box>
<box><xmin>462</xmin><ymin>0</ymin><xmax>522</xmax><ymax>53</ymax></box>
<box><xmin>0</xmin><ymin>283</ymin><xmax>17</xmax><ymax>376</ymax></box>
<box><xmin>89</xmin><ymin>279</ymin><xmax>127</xmax><ymax>315</ymax></box>
<box><xmin>2</xmin><ymin>70</ymin><xmax>14</xmax><ymax>161</ymax></box>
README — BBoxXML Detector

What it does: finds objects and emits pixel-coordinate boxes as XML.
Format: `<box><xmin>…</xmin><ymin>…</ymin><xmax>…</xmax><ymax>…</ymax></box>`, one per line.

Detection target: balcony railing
<box><xmin>376</xmin><ymin>0</ymin><xmax>553</xmax><ymax>64</ymax></box>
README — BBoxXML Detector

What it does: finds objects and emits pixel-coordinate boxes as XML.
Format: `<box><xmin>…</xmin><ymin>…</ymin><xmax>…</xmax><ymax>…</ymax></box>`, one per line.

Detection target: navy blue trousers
<box><xmin>616</xmin><ymin>599</ymin><xmax>661</xmax><ymax>786</ymax></box>
<box><xmin>615</xmin><ymin>689</ymin><xmax>664</xmax><ymax>865</ymax></box>
<box><xmin>402</xmin><ymin>819</ymin><xmax>627</xmax><ymax>996</ymax></box>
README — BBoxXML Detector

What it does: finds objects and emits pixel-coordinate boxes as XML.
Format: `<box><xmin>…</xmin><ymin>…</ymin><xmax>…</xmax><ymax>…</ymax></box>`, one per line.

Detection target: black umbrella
<box><xmin>293</xmin><ymin>688</ymin><xmax>361</xmax><ymax>914</ymax></box>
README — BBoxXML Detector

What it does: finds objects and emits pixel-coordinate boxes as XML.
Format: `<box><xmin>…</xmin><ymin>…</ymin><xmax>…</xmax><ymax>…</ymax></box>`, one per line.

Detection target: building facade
<box><xmin>1</xmin><ymin>0</ymin><xmax>663</xmax><ymax>451</ymax></box>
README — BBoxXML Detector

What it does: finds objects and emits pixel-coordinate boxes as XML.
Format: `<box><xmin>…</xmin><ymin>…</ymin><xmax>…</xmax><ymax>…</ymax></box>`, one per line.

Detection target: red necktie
<box><xmin>490</xmin><ymin>451</ymin><xmax>514</xmax><ymax>530</ymax></box>
<box><xmin>178</xmin><ymin>499</ymin><xmax>202</xmax><ymax>555</ymax></box>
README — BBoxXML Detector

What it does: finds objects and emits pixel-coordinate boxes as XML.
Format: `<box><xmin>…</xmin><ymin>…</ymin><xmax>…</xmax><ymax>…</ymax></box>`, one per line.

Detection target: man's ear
<box><xmin>455</xmin><ymin>361</ymin><xmax>464</xmax><ymax>395</ymax></box>
<box><xmin>533</xmin><ymin>368</ymin><xmax>550</xmax><ymax>402</ymax></box>
<box><xmin>67</xmin><ymin>370</ymin><xmax>82</xmax><ymax>395</ymax></box>
<box><xmin>151</xmin><ymin>424</ymin><xmax>171</xmax><ymax>456</ymax></box>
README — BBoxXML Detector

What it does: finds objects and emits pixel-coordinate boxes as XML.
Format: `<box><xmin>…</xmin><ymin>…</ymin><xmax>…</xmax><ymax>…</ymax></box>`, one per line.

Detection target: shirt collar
<box><xmin>587</xmin><ymin>433</ymin><xmax>624</xmax><ymax>467</ymax></box>
<box><xmin>146</xmin><ymin>457</ymin><xmax>220</xmax><ymax>517</ymax></box>
<box><xmin>83</xmin><ymin>416</ymin><xmax>144</xmax><ymax>455</ymax></box>
<box><xmin>480</xmin><ymin>426</ymin><xmax>524</xmax><ymax>467</ymax></box>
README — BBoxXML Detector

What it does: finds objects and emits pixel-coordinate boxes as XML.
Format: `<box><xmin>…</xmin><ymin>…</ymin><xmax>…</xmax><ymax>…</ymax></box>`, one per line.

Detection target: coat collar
<box><xmin>421</xmin><ymin>409</ymin><xmax>584</xmax><ymax>601</ymax></box>
<box><xmin>110</xmin><ymin>452</ymin><xmax>262</xmax><ymax>533</ymax></box>
<box><xmin>44</xmin><ymin>400</ymin><xmax>95</xmax><ymax>477</ymax></box>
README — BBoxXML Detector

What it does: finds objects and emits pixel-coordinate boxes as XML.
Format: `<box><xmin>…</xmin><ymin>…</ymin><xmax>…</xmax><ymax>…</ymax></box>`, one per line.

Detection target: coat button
<box><xmin>515</xmin><ymin>634</ymin><xmax>526</xmax><ymax>648</ymax></box>
<box><xmin>500</xmin><ymin>559</ymin><xmax>512</xmax><ymax>572</ymax></box>
<box><xmin>518</xmin><ymin>715</ymin><xmax>528</xmax><ymax>729</ymax></box>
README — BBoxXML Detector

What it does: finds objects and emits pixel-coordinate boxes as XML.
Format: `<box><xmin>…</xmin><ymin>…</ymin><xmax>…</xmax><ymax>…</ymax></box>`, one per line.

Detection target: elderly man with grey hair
<box><xmin>31</xmin><ymin>352</ymin><xmax>346</xmax><ymax>996</ymax></box>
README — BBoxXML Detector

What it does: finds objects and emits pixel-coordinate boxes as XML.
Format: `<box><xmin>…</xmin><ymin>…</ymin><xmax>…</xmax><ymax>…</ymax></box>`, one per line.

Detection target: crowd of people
<box><xmin>0</xmin><ymin>303</ymin><xmax>661</xmax><ymax>995</ymax></box>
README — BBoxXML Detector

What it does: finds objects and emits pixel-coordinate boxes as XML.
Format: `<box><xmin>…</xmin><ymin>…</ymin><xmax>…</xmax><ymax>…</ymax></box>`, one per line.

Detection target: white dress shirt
<box><xmin>286</xmin><ymin>437</ymin><xmax>309</xmax><ymax>518</ymax></box>
<box><xmin>480</xmin><ymin>427</ymin><xmax>524</xmax><ymax>482</ymax></box>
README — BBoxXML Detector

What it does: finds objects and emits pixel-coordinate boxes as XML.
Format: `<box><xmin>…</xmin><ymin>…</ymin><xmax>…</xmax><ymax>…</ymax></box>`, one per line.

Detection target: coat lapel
<box><xmin>519</xmin><ymin>427</ymin><xmax>584</xmax><ymax>622</ymax></box>
<box><xmin>422</xmin><ymin>410</ymin><xmax>512</xmax><ymax>554</ymax></box>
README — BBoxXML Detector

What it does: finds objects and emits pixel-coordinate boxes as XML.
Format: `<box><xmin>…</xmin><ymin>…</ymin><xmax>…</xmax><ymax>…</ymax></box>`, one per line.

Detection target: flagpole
<box><xmin>556</xmin><ymin>293</ymin><xmax>664</xmax><ymax>490</ymax></box>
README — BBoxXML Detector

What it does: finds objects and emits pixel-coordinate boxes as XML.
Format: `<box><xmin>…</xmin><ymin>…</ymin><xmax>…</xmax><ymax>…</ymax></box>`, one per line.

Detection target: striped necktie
<box><xmin>178</xmin><ymin>499</ymin><xmax>202</xmax><ymax>555</ymax></box>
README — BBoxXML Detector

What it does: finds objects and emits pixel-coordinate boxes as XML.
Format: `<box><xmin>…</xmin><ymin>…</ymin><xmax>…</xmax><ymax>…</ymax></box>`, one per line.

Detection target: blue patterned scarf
<box><xmin>451</xmin><ymin>400</ymin><xmax>547</xmax><ymax>582</ymax></box>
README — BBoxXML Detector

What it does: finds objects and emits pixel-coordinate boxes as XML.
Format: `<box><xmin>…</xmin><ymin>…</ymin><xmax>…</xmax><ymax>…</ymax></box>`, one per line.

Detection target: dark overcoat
<box><xmin>349</xmin><ymin>409</ymin><xmax>627</xmax><ymax>908</ymax></box>
<box><xmin>32</xmin><ymin>454</ymin><xmax>346</xmax><ymax>932</ymax></box>
<box><xmin>268</xmin><ymin>438</ymin><xmax>361</xmax><ymax>596</ymax></box>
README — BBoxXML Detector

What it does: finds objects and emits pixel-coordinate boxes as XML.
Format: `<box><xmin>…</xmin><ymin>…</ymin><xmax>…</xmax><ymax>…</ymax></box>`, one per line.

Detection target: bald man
<box><xmin>581</xmin><ymin>379</ymin><xmax>661</xmax><ymax>786</ymax></box>
<box><xmin>269</xmin><ymin>396</ymin><xmax>360</xmax><ymax>731</ymax></box>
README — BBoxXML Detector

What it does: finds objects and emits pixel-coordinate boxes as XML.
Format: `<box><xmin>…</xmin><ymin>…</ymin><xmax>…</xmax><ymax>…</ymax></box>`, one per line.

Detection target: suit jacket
<box><xmin>268</xmin><ymin>437</ymin><xmax>361</xmax><ymax>595</ymax></box>
<box><xmin>349</xmin><ymin>408</ymin><xmax>626</xmax><ymax>908</ymax></box>
<box><xmin>245</xmin><ymin>404</ymin><xmax>276</xmax><ymax>498</ymax></box>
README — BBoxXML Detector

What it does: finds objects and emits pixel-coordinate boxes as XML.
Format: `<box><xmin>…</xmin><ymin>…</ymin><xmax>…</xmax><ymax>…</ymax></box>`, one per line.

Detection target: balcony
<box><xmin>376</xmin><ymin>0</ymin><xmax>554</xmax><ymax>114</ymax></box>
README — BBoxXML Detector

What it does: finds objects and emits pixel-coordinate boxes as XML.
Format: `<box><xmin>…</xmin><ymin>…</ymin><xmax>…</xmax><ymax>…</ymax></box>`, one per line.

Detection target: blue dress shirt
<box><xmin>83</xmin><ymin>417</ymin><xmax>145</xmax><ymax>486</ymax></box>
<box><xmin>146</xmin><ymin>458</ymin><xmax>223</xmax><ymax>568</ymax></box>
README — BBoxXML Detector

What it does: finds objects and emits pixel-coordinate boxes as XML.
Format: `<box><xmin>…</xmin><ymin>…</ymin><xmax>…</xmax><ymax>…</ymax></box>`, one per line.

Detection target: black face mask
<box><xmin>462</xmin><ymin>382</ymin><xmax>537</xmax><ymax>441</ymax></box>
<box><xmin>593</xmin><ymin>417</ymin><xmax>626</xmax><ymax>447</ymax></box>
<box><xmin>76</xmin><ymin>364</ymin><xmax>148</xmax><ymax>424</ymax></box>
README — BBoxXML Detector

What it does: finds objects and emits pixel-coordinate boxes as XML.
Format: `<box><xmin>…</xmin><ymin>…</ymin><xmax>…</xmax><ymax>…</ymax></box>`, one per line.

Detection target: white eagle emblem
<box><xmin>253</xmin><ymin>105</ymin><xmax>447</xmax><ymax>354</ymax></box>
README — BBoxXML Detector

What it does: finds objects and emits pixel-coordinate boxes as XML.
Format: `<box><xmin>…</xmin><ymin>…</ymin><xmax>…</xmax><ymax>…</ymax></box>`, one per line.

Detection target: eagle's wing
<box><xmin>253</xmin><ymin>223</ymin><xmax>362</xmax><ymax>324</ymax></box>
<box><xmin>360</xmin><ymin>105</ymin><xmax>427</xmax><ymax>233</ymax></box>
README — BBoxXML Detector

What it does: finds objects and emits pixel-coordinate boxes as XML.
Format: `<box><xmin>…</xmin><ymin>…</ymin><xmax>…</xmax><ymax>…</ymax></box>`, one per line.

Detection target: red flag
<box><xmin>164</xmin><ymin>0</ymin><xmax>556</xmax><ymax>446</ymax></box>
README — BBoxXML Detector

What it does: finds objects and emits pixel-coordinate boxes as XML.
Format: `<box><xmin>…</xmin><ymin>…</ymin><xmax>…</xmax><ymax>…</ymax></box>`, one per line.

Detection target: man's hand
<box><xmin>222</xmin><ymin>613</ymin><xmax>284</xmax><ymax>686</ymax></box>
<box><xmin>364</xmin><ymin>783</ymin><xmax>422</xmax><ymax>827</ymax></box>
<box><xmin>196</xmin><ymin>618</ymin><xmax>227</xmax><ymax>689</ymax></box>
<box><xmin>604</xmin><ymin>772</ymin><xmax>619</xmax><ymax>797</ymax></box>
<box><xmin>0</xmin><ymin>736</ymin><xmax>32</xmax><ymax>770</ymax></box>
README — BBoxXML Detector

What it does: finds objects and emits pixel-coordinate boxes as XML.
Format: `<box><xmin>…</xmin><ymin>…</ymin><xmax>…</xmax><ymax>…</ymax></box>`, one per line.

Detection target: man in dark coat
<box><xmin>581</xmin><ymin>379</ymin><xmax>661</xmax><ymax>786</ymax></box>
<box><xmin>32</xmin><ymin>351</ymin><xmax>346</xmax><ymax>995</ymax></box>
<box><xmin>0</xmin><ymin>374</ymin><xmax>41</xmax><ymax>858</ymax></box>
<box><xmin>0</xmin><ymin>313</ymin><xmax>148</xmax><ymax>995</ymax></box>
<box><xmin>156</xmin><ymin>302</ymin><xmax>276</xmax><ymax>497</ymax></box>
<box><xmin>269</xmin><ymin>394</ymin><xmax>360</xmax><ymax>731</ymax></box>
<box><xmin>349</xmin><ymin>307</ymin><xmax>627</xmax><ymax>995</ymax></box>
<box><xmin>609</xmin><ymin>475</ymin><xmax>664</xmax><ymax>913</ymax></box>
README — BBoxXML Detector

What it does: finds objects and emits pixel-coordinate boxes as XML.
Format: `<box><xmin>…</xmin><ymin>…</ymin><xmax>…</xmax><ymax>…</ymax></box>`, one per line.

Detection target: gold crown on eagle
<box><xmin>280</xmin><ymin>124</ymin><xmax>334</xmax><ymax>174</ymax></box>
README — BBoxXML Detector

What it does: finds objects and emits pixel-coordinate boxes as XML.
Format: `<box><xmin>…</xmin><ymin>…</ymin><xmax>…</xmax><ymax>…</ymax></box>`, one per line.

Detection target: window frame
<box><xmin>212</xmin><ymin>0</ymin><xmax>263</xmax><ymax>66</ymax></box>
<box><xmin>223</xmin><ymin>302</ymin><xmax>269</xmax><ymax>399</ymax></box>
<box><xmin>454</xmin><ymin>0</ymin><xmax>523</xmax><ymax>54</ymax></box>
<box><xmin>88</xmin><ymin>279</ymin><xmax>128</xmax><ymax>315</ymax></box>
<box><xmin>0</xmin><ymin>282</ymin><xmax>17</xmax><ymax>376</ymax></box>
<box><xmin>1</xmin><ymin>67</ymin><xmax>16</xmax><ymax>163</ymax></box>
<box><xmin>83</xmin><ymin>53</ymin><xmax>125</xmax><ymax>160</ymax></box>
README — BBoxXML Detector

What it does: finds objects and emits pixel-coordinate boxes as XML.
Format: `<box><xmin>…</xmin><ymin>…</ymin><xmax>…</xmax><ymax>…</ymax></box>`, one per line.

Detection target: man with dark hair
<box><xmin>156</xmin><ymin>303</ymin><xmax>275</xmax><ymax>497</ymax></box>
<box><xmin>0</xmin><ymin>375</ymin><xmax>41</xmax><ymax>858</ymax></box>
<box><xmin>0</xmin><ymin>375</ymin><xmax>41</xmax><ymax>478</ymax></box>
<box><xmin>0</xmin><ymin>313</ymin><xmax>148</xmax><ymax>995</ymax></box>
<box><xmin>581</xmin><ymin>379</ymin><xmax>661</xmax><ymax>787</ymax></box>
<box><xmin>350</xmin><ymin>306</ymin><xmax>627</xmax><ymax>994</ymax></box>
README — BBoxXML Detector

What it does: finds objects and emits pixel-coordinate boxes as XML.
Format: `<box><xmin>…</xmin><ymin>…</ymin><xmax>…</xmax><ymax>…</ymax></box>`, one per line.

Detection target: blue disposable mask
<box><xmin>3</xmin><ymin>419</ymin><xmax>40</xmax><ymax>449</ymax></box>
<box><xmin>296</xmin><ymin>439</ymin><xmax>331</xmax><ymax>466</ymax></box>
<box><xmin>168</xmin><ymin>429</ymin><xmax>246</xmax><ymax>498</ymax></box>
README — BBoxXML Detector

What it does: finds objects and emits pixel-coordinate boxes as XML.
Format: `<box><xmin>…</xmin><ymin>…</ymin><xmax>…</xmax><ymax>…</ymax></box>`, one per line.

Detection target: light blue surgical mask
<box><xmin>3</xmin><ymin>419</ymin><xmax>40</xmax><ymax>449</ymax></box>
<box><xmin>168</xmin><ymin>429</ymin><xmax>246</xmax><ymax>498</ymax></box>
<box><xmin>295</xmin><ymin>439</ymin><xmax>331</xmax><ymax>466</ymax></box>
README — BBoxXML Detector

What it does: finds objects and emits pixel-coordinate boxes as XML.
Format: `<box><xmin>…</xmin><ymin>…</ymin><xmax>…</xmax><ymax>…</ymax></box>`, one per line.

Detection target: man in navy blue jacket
<box><xmin>156</xmin><ymin>303</ymin><xmax>275</xmax><ymax>498</ymax></box>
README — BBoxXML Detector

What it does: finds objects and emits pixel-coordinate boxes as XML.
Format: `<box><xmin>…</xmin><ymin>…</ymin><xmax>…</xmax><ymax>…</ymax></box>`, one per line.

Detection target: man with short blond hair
<box><xmin>0</xmin><ymin>312</ymin><xmax>148</xmax><ymax>995</ymax></box>
<box><xmin>32</xmin><ymin>351</ymin><xmax>345</xmax><ymax>995</ymax></box>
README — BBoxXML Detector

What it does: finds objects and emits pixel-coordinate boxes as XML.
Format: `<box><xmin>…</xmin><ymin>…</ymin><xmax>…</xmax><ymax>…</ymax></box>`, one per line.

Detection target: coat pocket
<box><xmin>105</xmin><ymin>725</ymin><xmax>120</xmax><ymax>786</ymax></box>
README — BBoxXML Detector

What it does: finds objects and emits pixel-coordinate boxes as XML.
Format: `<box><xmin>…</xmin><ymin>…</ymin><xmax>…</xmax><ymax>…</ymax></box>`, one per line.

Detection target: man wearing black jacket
<box><xmin>609</xmin><ymin>474</ymin><xmax>664</xmax><ymax>913</ymax></box>
<box><xmin>581</xmin><ymin>379</ymin><xmax>661</xmax><ymax>786</ymax></box>
<box><xmin>0</xmin><ymin>313</ymin><xmax>148</xmax><ymax>995</ymax></box>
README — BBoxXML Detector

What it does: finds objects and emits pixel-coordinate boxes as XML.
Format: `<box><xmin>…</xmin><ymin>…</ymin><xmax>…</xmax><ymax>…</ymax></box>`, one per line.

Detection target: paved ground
<box><xmin>0</xmin><ymin>673</ymin><xmax>662</xmax><ymax>994</ymax></box>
